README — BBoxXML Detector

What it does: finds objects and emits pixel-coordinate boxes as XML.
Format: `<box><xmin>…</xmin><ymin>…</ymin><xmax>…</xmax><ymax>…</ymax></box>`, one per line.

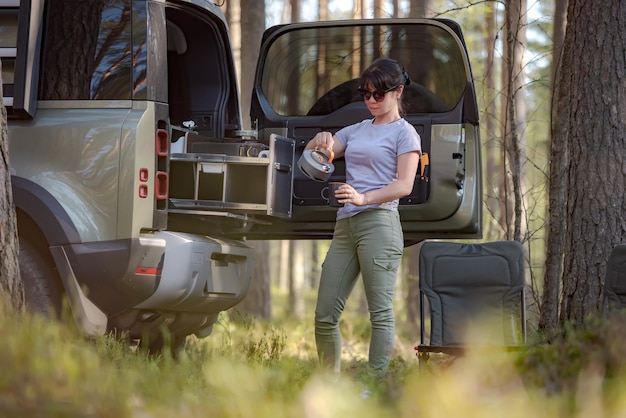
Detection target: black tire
<box><xmin>19</xmin><ymin>238</ymin><xmax>64</xmax><ymax>318</ymax></box>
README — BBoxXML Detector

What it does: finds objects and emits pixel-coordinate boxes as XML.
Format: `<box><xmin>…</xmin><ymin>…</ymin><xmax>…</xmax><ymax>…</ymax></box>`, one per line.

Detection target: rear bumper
<box><xmin>134</xmin><ymin>231</ymin><xmax>255</xmax><ymax>312</ymax></box>
<box><xmin>54</xmin><ymin>231</ymin><xmax>255</xmax><ymax>337</ymax></box>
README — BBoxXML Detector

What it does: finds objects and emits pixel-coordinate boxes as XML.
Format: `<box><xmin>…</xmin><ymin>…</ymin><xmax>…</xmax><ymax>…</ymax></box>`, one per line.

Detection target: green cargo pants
<box><xmin>314</xmin><ymin>209</ymin><xmax>403</xmax><ymax>376</ymax></box>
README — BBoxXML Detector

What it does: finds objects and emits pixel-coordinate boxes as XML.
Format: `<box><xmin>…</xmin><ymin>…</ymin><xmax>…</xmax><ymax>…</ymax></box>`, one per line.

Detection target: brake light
<box><xmin>156</xmin><ymin>129</ymin><xmax>169</xmax><ymax>156</ymax></box>
<box><xmin>155</xmin><ymin>171</ymin><xmax>168</xmax><ymax>200</ymax></box>
<box><xmin>155</xmin><ymin>126</ymin><xmax>169</xmax><ymax>211</ymax></box>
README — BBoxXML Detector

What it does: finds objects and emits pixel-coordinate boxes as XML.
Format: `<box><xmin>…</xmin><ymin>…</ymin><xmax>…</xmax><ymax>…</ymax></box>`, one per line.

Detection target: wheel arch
<box><xmin>12</xmin><ymin>176</ymin><xmax>81</xmax><ymax>246</ymax></box>
<box><xmin>13</xmin><ymin>176</ymin><xmax>109</xmax><ymax>335</ymax></box>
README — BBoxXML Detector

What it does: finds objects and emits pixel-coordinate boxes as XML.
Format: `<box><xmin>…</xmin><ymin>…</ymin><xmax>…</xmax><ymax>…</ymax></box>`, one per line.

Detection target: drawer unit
<box><xmin>169</xmin><ymin>134</ymin><xmax>295</xmax><ymax>218</ymax></box>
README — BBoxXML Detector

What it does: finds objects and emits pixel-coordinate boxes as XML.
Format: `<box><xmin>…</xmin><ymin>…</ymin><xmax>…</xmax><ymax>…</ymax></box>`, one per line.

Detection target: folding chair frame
<box><xmin>416</xmin><ymin>241</ymin><xmax>527</xmax><ymax>372</ymax></box>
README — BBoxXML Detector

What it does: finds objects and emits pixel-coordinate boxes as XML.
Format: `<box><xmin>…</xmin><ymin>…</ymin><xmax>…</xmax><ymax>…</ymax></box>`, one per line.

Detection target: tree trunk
<box><xmin>0</xmin><ymin>61</ymin><xmax>24</xmax><ymax>312</ymax></box>
<box><xmin>232</xmin><ymin>241</ymin><xmax>271</xmax><ymax>319</ymax></box>
<box><xmin>539</xmin><ymin>0</ymin><xmax>568</xmax><ymax>331</ymax></box>
<box><xmin>278</xmin><ymin>240</ymin><xmax>290</xmax><ymax>291</ymax></box>
<box><xmin>404</xmin><ymin>0</ymin><xmax>432</xmax><ymax>332</ymax></box>
<box><xmin>359</xmin><ymin>0</ymin><xmax>368</xmax><ymax>65</ymax></box>
<box><xmin>557</xmin><ymin>0</ymin><xmax>626</xmax><ymax>324</ymax></box>
<box><xmin>229</xmin><ymin>0</ymin><xmax>271</xmax><ymax>320</ymax></box>
<box><xmin>223</xmin><ymin>0</ymin><xmax>241</xmax><ymax>79</ymax></box>
<box><xmin>509</xmin><ymin>0</ymin><xmax>527</xmax><ymax>243</ymax></box>
<box><xmin>310</xmin><ymin>240</ymin><xmax>320</xmax><ymax>289</ymax></box>
<box><xmin>550</xmin><ymin>0</ymin><xmax>568</xmax><ymax>88</ymax></box>
<box><xmin>286</xmin><ymin>0</ymin><xmax>301</xmax><ymax>113</ymax></box>
<box><xmin>288</xmin><ymin>240</ymin><xmax>305</xmax><ymax>319</ymax></box>
<box><xmin>374</xmin><ymin>0</ymin><xmax>383</xmax><ymax>17</ymax></box>
<box><xmin>406</xmin><ymin>242</ymin><xmax>423</xmax><ymax>326</ymax></box>
<box><xmin>483</xmin><ymin>1</ymin><xmax>500</xmax><ymax>235</ymax></box>
<box><xmin>499</xmin><ymin>0</ymin><xmax>526</xmax><ymax>242</ymax></box>
<box><xmin>315</xmin><ymin>0</ymin><xmax>329</xmax><ymax>99</ymax></box>
<box><xmin>240</xmin><ymin>0</ymin><xmax>264</xmax><ymax>130</ymax></box>
<box><xmin>409</xmin><ymin>0</ymin><xmax>432</xmax><ymax>17</ymax></box>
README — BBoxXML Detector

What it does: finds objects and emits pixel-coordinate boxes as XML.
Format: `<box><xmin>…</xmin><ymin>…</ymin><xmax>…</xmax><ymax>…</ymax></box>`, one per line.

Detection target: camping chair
<box><xmin>604</xmin><ymin>244</ymin><xmax>626</xmax><ymax>312</ymax></box>
<box><xmin>416</xmin><ymin>241</ymin><xmax>527</xmax><ymax>372</ymax></box>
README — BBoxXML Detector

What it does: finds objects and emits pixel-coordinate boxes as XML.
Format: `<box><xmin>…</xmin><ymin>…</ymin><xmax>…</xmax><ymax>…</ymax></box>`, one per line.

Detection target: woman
<box><xmin>305</xmin><ymin>58</ymin><xmax>422</xmax><ymax>379</ymax></box>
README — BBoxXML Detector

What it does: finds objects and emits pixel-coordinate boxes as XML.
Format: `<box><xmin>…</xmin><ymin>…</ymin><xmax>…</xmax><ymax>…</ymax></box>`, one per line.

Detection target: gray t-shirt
<box><xmin>334</xmin><ymin>118</ymin><xmax>422</xmax><ymax>220</ymax></box>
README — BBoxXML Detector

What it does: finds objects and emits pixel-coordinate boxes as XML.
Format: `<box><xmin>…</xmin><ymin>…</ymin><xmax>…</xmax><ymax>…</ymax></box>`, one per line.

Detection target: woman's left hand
<box><xmin>337</xmin><ymin>184</ymin><xmax>368</xmax><ymax>206</ymax></box>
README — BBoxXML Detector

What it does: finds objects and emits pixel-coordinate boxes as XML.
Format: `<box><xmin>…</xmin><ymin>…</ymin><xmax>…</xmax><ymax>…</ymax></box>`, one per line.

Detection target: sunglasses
<box><xmin>358</xmin><ymin>85</ymin><xmax>400</xmax><ymax>102</ymax></box>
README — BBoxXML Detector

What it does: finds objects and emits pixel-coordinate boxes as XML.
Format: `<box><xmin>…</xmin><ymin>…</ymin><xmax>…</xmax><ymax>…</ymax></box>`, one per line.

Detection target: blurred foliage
<box><xmin>518</xmin><ymin>311</ymin><xmax>626</xmax><ymax>396</ymax></box>
<box><xmin>6</xmin><ymin>294</ymin><xmax>626</xmax><ymax>417</ymax></box>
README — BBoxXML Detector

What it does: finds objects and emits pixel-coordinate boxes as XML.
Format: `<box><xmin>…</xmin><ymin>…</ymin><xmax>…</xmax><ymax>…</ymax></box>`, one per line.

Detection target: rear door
<box><xmin>247</xmin><ymin>18</ymin><xmax>482</xmax><ymax>242</ymax></box>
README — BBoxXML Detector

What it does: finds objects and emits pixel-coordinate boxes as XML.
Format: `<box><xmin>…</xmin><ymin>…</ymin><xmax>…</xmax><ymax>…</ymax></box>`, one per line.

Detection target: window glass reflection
<box><xmin>261</xmin><ymin>23</ymin><xmax>467</xmax><ymax>116</ymax></box>
<box><xmin>40</xmin><ymin>0</ymin><xmax>132</xmax><ymax>100</ymax></box>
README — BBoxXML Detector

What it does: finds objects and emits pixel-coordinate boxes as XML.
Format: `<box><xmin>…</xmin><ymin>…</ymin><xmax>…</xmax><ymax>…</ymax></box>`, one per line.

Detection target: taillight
<box><xmin>155</xmin><ymin>171</ymin><xmax>168</xmax><ymax>200</ymax></box>
<box><xmin>155</xmin><ymin>128</ymin><xmax>169</xmax><ymax>210</ymax></box>
<box><xmin>156</xmin><ymin>129</ymin><xmax>169</xmax><ymax>156</ymax></box>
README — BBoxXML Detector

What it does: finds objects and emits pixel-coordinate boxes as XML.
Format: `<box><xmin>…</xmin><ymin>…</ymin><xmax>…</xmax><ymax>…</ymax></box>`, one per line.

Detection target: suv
<box><xmin>2</xmin><ymin>0</ymin><xmax>481</xmax><ymax>350</ymax></box>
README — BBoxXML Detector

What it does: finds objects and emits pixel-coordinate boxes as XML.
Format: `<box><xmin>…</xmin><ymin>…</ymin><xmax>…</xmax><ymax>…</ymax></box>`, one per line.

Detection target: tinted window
<box><xmin>0</xmin><ymin>9</ymin><xmax>18</xmax><ymax>47</ymax></box>
<box><xmin>40</xmin><ymin>0</ymin><xmax>132</xmax><ymax>100</ymax></box>
<box><xmin>0</xmin><ymin>9</ymin><xmax>17</xmax><ymax>88</ymax></box>
<box><xmin>260</xmin><ymin>22</ymin><xmax>468</xmax><ymax>116</ymax></box>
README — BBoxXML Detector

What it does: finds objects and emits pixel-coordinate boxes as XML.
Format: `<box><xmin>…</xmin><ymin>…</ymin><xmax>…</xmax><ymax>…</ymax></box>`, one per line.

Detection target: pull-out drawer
<box><xmin>169</xmin><ymin>134</ymin><xmax>295</xmax><ymax>218</ymax></box>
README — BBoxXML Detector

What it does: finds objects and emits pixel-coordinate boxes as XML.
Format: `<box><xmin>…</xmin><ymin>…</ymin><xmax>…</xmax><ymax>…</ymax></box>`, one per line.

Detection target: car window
<box><xmin>39</xmin><ymin>0</ymin><xmax>132</xmax><ymax>100</ymax></box>
<box><xmin>260</xmin><ymin>22</ymin><xmax>468</xmax><ymax>117</ymax></box>
<box><xmin>0</xmin><ymin>9</ymin><xmax>18</xmax><ymax>89</ymax></box>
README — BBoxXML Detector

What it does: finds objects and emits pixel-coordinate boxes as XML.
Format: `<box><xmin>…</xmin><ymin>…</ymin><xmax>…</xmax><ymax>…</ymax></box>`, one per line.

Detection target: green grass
<box><xmin>4</xmin><ymin>294</ymin><xmax>626</xmax><ymax>417</ymax></box>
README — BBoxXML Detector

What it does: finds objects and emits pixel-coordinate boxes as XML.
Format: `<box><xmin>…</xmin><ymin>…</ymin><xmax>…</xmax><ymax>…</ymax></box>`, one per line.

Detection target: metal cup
<box><xmin>328</xmin><ymin>182</ymin><xmax>345</xmax><ymax>207</ymax></box>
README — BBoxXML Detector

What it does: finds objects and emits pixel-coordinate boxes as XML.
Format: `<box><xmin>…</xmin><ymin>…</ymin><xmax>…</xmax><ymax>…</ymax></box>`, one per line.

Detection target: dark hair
<box><xmin>359</xmin><ymin>58</ymin><xmax>411</xmax><ymax>114</ymax></box>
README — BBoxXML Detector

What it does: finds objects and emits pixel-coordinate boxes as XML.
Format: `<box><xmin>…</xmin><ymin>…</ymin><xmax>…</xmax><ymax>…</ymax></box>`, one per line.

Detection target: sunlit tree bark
<box><xmin>223</xmin><ymin>0</ymin><xmax>241</xmax><ymax>79</ymax></box>
<box><xmin>556</xmin><ymin>0</ymin><xmax>625</xmax><ymax>324</ymax></box>
<box><xmin>0</xmin><ymin>61</ymin><xmax>24</xmax><ymax>312</ymax></box>
<box><xmin>482</xmin><ymin>1</ymin><xmax>500</xmax><ymax>235</ymax></box>
<box><xmin>359</xmin><ymin>0</ymin><xmax>368</xmax><ymax>67</ymax></box>
<box><xmin>232</xmin><ymin>0</ymin><xmax>272</xmax><ymax>320</ymax></box>
<box><xmin>288</xmin><ymin>240</ymin><xmax>305</xmax><ymax>319</ymax></box>
<box><xmin>498</xmin><ymin>0</ymin><xmax>527</xmax><ymax>242</ymax></box>
<box><xmin>316</xmin><ymin>0</ymin><xmax>328</xmax><ymax>97</ymax></box>
<box><xmin>233</xmin><ymin>241</ymin><xmax>272</xmax><ymax>319</ymax></box>
<box><xmin>286</xmin><ymin>0</ymin><xmax>300</xmax><ymax>113</ymax></box>
<box><xmin>374</xmin><ymin>0</ymin><xmax>383</xmax><ymax>17</ymax></box>
<box><xmin>278</xmin><ymin>240</ymin><xmax>289</xmax><ymax>291</ymax></box>
<box><xmin>240</xmin><ymin>0</ymin><xmax>263</xmax><ymax>129</ymax></box>
<box><xmin>539</xmin><ymin>0</ymin><xmax>568</xmax><ymax>330</ymax></box>
<box><xmin>409</xmin><ymin>0</ymin><xmax>432</xmax><ymax>17</ymax></box>
<box><xmin>403</xmin><ymin>0</ymin><xmax>433</xmax><ymax>329</ymax></box>
<box><xmin>281</xmin><ymin>0</ymin><xmax>308</xmax><ymax>319</ymax></box>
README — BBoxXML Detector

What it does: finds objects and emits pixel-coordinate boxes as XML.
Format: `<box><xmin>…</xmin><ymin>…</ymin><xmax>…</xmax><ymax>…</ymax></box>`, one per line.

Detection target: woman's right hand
<box><xmin>311</xmin><ymin>131</ymin><xmax>334</xmax><ymax>151</ymax></box>
<box><xmin>305</xmin><ymin>131</ymin><xmax>344</xmax><ymax>160</ymax></box>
